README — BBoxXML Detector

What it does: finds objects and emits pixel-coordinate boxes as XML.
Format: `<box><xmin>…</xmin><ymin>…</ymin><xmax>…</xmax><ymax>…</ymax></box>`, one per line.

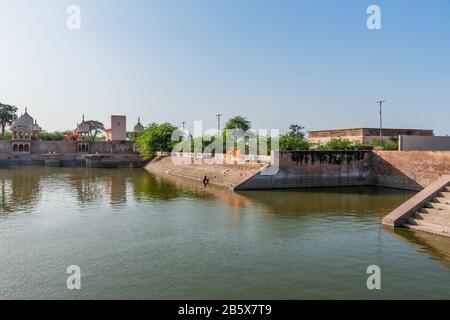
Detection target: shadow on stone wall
<box><xmin>372</xmin><ymin>154</ymin><xmax>423</xmax><ymax>191</ymax></box>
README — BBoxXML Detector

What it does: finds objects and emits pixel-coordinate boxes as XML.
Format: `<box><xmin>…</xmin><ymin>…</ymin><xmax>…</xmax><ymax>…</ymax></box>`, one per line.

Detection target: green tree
<box><xmin>316</xmin><ymin>138</ymin><xmax>364</xmax><ymax>151</ymax></box>
<box><xmin>371</xmin><ymin>138</ymin><xmax>398</xmax><ymax>151</ymax></box>
<box><xmin>0</xmin><ymin>103</ymin><xmax>18</xmax><ymax>140</ymax></box>
<box><xmin>134</xmin><ymin>122</ymin><xmax>178</xmax><ymax>160</ymax></box>
<box><xmin>277</xmin><ymin>124</ymin><xmax>309</xmax><ymax>151</ymax></box>
<box><xmin>3</xmin><ymin>131</ymin><xmax>12</xmax><ymax>140</ymax></box>
<box><xmin>85</xmin><ymin>120</ymin><xmax>105</xmax><ymax>141</ymax></box>
<box><xmin>224</xmin><ymin>116</ymin><xmax>251</xmax><ymax>132</ymax></box>
<box><xmin>287</xmin><ymin>124</ymin><xmax>306</xmax><ymax>139</ymax></box>
<box><xmin>279</xmin><ymin>135</ymin><xmax>310</xmax><ymax>151</ymax></box>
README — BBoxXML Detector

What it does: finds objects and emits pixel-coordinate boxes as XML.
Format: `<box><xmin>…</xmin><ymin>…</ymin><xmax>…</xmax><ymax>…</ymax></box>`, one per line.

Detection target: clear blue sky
<box><xmin>1</xmin><ymin>0</ymin><xmax>449</xmax><ymax>134</ymax></box>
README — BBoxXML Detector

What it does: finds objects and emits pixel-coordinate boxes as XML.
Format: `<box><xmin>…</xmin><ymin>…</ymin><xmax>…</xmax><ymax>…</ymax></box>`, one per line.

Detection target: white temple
<box><xmin>10</xmin><ymin>108</ymin><xmax>42</xmax><ymax>141</ymax></box>
<box><xmin>10</xmin><ymin>108</ymin><xmax>42</xmax><ymax>153</ymax></box>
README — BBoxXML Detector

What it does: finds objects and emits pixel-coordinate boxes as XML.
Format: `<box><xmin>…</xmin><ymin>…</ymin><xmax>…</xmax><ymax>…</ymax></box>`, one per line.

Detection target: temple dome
<box><xmin>74</xmin><ymin>115</ymin><xmax>90</xmax><ymax>133</ymax></box>
<box><xmin>32</xmin><ymin>120</ymin><xmax>42</xmax><ymax>132</ymax></box>
<box><xmin>10</xmin><ymin>109</ymin><xmax>36</xmax><ymax>132</ymax></box>
<box><xmin>134</xmin><ymin>117</ymin><xmax>144</xmax><ymax>133</ymax></box>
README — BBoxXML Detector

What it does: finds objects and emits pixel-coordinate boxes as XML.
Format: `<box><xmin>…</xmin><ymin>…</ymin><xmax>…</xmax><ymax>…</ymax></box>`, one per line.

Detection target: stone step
<box><xmin>405</xmin><ymin>218</ymin><xmax>450</xmax><ymax>236</ymax></box>
<box><xmin>439</xmin><ymin>191</ymin><xmax>450</xmax><ymax>199</ymax></box>
<box><xmin>403</xmin><ymin>223</ymin><xmax>450</xmax><ymax>237</ymax></box>
<box><xmin>432</xmin><ymin>197</ymin><xmax>450</xmax><ymax>205</ymax></box>
<box><xmin>414</xmin><ymin>212</ymin><xmax>450</xmax><ymax>226</ymax></box>
<box><xmin>445</xmin><ymin>186</ymin><xmax>450</xmax><ymax>192</ymax></box>
<box><xmin>425</xmin><ymin>201</ymin><xmax>450</xmax><ymax>210</ymax></box>
<box><xmin>420</xmin><ymin>207</ymin><xmax>450</xmax><ymax>216</ymax></box>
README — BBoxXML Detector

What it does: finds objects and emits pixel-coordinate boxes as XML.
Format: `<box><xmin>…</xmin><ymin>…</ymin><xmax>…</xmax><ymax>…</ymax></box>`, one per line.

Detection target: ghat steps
<box><xmin>403</xmin><ymin>188</ymin><xmax>450</xmax><ymax>237</ymax></box>
<box><xmin>383</xmin><ymin>178</ymin><xmax>450</xmax><ymax>237</ymax></box>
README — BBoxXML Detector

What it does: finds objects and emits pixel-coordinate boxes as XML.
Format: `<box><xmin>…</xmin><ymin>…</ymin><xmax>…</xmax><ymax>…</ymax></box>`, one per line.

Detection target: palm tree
<box><xmin>224</xmin><ymin>116</ymin><xmax>251</xmax><ymax>132</ymax></box>
<box><xmin>0</xmin><ymin>103</ymin><xmax>18</xmax><ymax>140</ymax></box>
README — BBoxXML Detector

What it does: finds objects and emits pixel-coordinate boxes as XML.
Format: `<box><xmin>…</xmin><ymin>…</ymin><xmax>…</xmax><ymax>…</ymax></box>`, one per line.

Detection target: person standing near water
<box><xmin>203</xmin><ymin>175</ymin><xmax>210</xmax><ymax>188</ymax></box>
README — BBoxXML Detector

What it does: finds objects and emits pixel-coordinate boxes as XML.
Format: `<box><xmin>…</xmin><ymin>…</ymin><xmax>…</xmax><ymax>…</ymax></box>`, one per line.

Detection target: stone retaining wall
<box><xmin>373</xmin><ymin>151</ymin><xmax>450</xmax><ymax>190</ymax></box>
<box><xmin>146</xmin><ymin>151</ymin><xmax>450</xmax><ymax>191</ymax></box>
<box><xmin>236</xmin><ymin>151</ymin><xmax>374</xmax><ymax>190</ymax></box>
<box><xmin>0</xmin><ymin>140</ymin><xmax>142</xmax><ymax>168</ymax></box>
<box><xmin>0</xmin><ymin>140</ymin><xmax>135</xmax><ymax>160</ymax></box>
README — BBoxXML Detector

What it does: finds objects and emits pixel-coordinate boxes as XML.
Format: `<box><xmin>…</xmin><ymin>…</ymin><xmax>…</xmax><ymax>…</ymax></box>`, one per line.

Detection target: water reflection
<box><xmin>0</xmin><ymin>167</ymin><xmax>421</xmax><ymax>219</ymax></box>
<box><xmin>237</xmin><ymin>187</ymin><xmax>415</xmax><ymax>218</ymax></box>
<box><xmin>1</xmin><ymin>167</ymin><xmax>449</xmax><ymax>272</ymax></box>
<box><xmin>67</xmin><ymin>168</ymin><xmax>104</xmax><ymax>205</ymax></box>
<box><xmin>0</xmin><ymin>167</ymin><xmax>250</xmax><ymax>215</ymax></box>
<box><xmin>144</xmin><ymin>172</ymin><xmax>253</xmax><ymax>209</ymax></box>
<box><xmin>0</xmin><ymin>167</ymin><xmax>43</xmax><ymax>214</ymax></box>
<box><xmin>388</xmin><ymin>227</ymin><xmax>450</xmax><ymax>269</ymax></box>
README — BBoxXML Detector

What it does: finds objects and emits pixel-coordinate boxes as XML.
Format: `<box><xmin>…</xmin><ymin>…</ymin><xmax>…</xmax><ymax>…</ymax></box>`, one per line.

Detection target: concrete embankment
<box><xmin>235</xmin><ymin>151</ymin><xmax>374</xmax><ymax>190</ymax></box>
<box><xmin>145</xmin><ymin>151</ymin><xmax>450</xmax><ymax>191</ymax></box>
<box><xmin>144</xmin><ymin>155</ymin><xmax>264</xmax><ymax>190</ymax></box>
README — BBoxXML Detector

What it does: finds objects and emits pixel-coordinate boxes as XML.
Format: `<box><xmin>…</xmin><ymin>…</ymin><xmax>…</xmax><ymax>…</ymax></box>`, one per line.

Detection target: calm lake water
<box><xmin>0</xmin><ymin>167</ymin><xmax>449</xmax><ymax>299</ymax></box>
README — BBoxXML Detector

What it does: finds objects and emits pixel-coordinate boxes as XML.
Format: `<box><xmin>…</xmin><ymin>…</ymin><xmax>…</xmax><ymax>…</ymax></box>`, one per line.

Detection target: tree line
<box><xmin>134</xmin><ymin>116</ymin><xmax>390</xmax><ymax>161</ymax></box>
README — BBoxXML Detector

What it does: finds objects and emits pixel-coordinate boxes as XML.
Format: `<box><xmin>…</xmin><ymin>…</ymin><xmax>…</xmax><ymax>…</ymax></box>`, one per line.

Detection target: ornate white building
<box><xmin>10</xmin><ymin>108</ymin><xmax>42</xmax><ymax>153</ymax></box>
<box><xmin>73</xmin><ymin>114</ymin><xmax>91</xmax><ymax>152</ymax></box>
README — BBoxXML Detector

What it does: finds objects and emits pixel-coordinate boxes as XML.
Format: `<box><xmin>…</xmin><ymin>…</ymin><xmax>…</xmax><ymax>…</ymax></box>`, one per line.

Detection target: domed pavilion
<box><xmin>10</xmin><ymin>108</ymin><xmax>42</xmax><ymax>153</ymax></box>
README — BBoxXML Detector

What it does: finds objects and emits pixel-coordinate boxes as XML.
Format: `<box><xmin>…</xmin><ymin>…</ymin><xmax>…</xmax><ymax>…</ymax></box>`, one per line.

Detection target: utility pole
<box><xmin>181</xmin><ymin>121</ymin><xmax>186</xmax><ymax>130</ymax></box>
<box><xmin>376</xmin><ymin>100</ymin><xmax>386</xmax><ymax>149</ymax></box>
<box><xmin>216</xmin><ymin>114</ymin><xmax>223</xmax><ymax>133</ymax></box>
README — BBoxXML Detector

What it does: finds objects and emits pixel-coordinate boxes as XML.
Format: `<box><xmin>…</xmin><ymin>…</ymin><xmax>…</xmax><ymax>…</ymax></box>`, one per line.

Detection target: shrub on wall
<box><xmin>315</xmin><ymin>138</ymin><xmax>364</xmax><ymax>151</ymax></box>
<box><xmin>278</xmin><ymin>124</ymin><xmax>310</xmax><ymax>151</ymax></box>
<box><xmin>279</xmin><ymin>135</ymin><xmax>310</xmax><ymax>151</ymax></box>
<box><xmin>371</xmin><ymin>138</ymin><xmax>398</xmax><ymax>151</ymax></box>
<box><xmin>40</xmin><ymin>131</ymin><xmax>73</xmax><ymax>141</ymax></box>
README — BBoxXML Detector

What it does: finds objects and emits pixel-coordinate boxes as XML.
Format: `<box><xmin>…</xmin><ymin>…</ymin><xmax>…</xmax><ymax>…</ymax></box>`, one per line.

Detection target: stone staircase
<box><xmin>382</xmin><ymin>176</ymin><xmax>450</xmax><ymax>237</ymax></box>
<box><xmin>403</xmin><ymin>185</ymin><xmax>450</xmax><ymax>236</ymax></box>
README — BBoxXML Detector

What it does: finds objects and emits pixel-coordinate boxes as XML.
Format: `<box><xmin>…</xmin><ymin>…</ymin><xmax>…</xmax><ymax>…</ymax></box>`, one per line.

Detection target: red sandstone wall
<box><xmin>374</xmin><ymin>151</ymin><xmax>450</xmax><ymax>190</ymax></box>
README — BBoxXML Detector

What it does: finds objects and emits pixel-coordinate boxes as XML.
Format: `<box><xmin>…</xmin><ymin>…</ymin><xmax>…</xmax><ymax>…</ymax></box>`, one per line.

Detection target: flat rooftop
<box><xmin>308</xmin><ymin>128</ymin><xmax>434</xmax><ymax>138</ymax></box>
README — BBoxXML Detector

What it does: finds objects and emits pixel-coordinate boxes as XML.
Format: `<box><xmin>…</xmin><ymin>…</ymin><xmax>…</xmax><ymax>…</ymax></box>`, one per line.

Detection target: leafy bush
<box><xmin>40</xmin><ymin>131</ymin><xmax>72</xmax><ymax>141</ymax></box>
<box><xmin>279</xmin><ymin>135</ymin><xmax>310</xmax><ymax>151</ymax></box>
<box><xmin>316</xmin><ymin>138</ymin><xmax>364</xmax><ymax>151</ymax></box>
<box><xmin>2</xmin><ymin>131</ymin><xmax>12</xmax><ymax>140</ymax></box>
<box><xmin>371</xmin><ymin>138</ymin><xmax>398</xmax><ymax>151</ymax></box>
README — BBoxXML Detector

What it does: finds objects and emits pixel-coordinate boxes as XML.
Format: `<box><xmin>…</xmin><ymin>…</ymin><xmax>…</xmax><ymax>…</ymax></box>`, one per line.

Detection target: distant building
<box><xmin>308</xmin><ymin>128</ymin><xmax>434</xmax><ymax>146</ymax></box>
<box><xmin>74</xmin><ymin>114</ymin><xmax>90</xmax><ymax>141</ymax></box>
<box><xmin>10</xmin><ymin>108</ymin><xmax>42</xmax><ymax>153</ymax></box>
<box><xmin>73</xmin><ymin>114</ymin><xmax>91</xmax><ymax>153</ymax></box>
<box><xmin>133</xmin><ymin>117</ymin><xmax>144</xmax><ymax>139</ymax></box>
<box><xmin>105</xmin><ymin>115</ymin><xmax>127</xmax><ymax>141</ymax></box>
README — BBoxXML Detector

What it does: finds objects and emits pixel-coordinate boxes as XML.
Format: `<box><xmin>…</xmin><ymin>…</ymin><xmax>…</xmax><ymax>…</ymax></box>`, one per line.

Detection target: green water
<box><xmin>0</xmin><ymin>167</ymin><xmax>449</xmax><ymax>299</ymax></box>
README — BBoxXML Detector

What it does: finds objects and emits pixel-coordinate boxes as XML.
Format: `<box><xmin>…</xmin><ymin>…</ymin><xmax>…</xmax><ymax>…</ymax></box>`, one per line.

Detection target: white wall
<box><xmin>399</xmin><ymin>135</ymin><xmax>450</xmax><ymax>151</ymax></box>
